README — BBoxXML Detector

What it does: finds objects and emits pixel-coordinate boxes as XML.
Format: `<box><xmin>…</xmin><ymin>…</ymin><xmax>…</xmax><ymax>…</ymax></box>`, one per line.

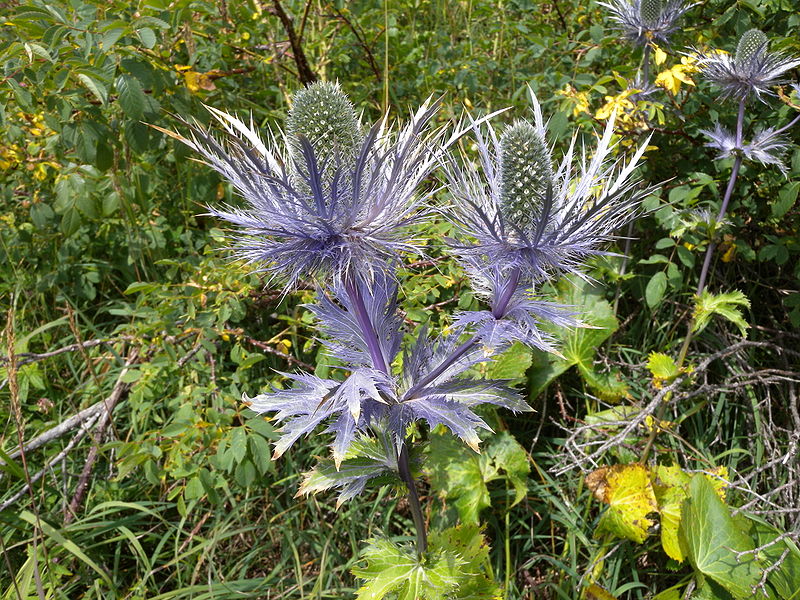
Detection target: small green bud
<box><xmin>639</xmin><ymin>0</ymin><xmax>664</xmax><ymax>27</ymax></box>
<box><xmin>498</xmin><ymin>120</ymin><xmax>553</xmax><ymax>230</ymax></box>
<box><xmin>735</xmin><ymin>29</ymin><xmax>768</xmax><ymax>70</ymax></box>
<box><xmin>286</xmin><ymin>81</ymin><xmax>362</xmax><ymax>192</ymax></box>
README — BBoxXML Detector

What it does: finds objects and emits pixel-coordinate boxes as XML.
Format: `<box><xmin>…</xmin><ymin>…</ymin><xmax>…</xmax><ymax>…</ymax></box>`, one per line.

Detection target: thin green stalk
<box><xmin>641</xmin><ymin>99</ymin><xmax>746</xmax><ymax>463</ymax></box>
<box><xmin>397</xmin><ymin>442</ymin><xmax>427</xmax><ymax>556</ymax></box>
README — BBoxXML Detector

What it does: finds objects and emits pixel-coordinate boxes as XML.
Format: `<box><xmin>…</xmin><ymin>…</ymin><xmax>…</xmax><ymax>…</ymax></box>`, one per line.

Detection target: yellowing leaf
<box><xmin>646</xmin><ymin>352</ymin><xmax>679</xmax><ymax>388</ymax></box>
<box><xmin>587</xmin><ymin>464</ymin><xmax>657</xmax><ymax>543</ymax></box>
<box><xmin>584</xmin><ymin>583</ymin><xmax>619</xmax><ymax>600</ymax></box>
<box><xmin>655</xmin><ymin>57</ymin><xmax>698</xmax><ymax>95</ymax></box>
<box><xmin>653</xmin><ymin>44</ymin><xmax>667</xmax><ymax>66</ymax></box>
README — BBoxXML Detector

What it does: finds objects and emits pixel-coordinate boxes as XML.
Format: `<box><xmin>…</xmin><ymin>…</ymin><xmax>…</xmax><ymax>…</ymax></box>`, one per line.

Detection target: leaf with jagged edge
<box><xmin>297</xmin><ymin>434</ymin><xmax>408</xmax><ymax>507</ymax></box>
<box><xmin>693</xmin><ymin>290</ymin><xmax>750</xmax><ymax>337</ymax></box>
<box><xmin>745</xmin><ymin>516</ymin><xmax>800</xmax><ymax>600</ymax></box>
<box><xmin>646</xmin><ymin>352</ymin><xmax>680</xmax><ymax>389</ymax></box>
<box><xmin>679</xmin><ymin>475</ymin><xmax>761</xmax><ymax>599</ymax></box>
<box><xmin>352</xmin><ymin>526</ymin><xmax>500</xmax><ymax>600</ymax></box>
<box><xmin>426</xmin><ymin>431</ymin><xmax>529</xmax><ymax>526</ymax></box>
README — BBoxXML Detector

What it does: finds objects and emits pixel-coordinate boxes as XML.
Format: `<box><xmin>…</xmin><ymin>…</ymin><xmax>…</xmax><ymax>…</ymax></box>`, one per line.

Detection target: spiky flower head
<box><xmin>701</xmin><ymin>123</ymin><xmax>792</xmax><ymax>175</ymax></box>
<box><xmin>162</xmin><ymin>82</ymin><xmax>443</xmax><ymax>291</ymax></box>
<box><xmin>600</xmin><ymin>0</ymin><xmax>695</xmax><ymax>47</ymax></box>
<box><xmin>444</xmin><ymin>89</ymin><xmax>650</xmax><ymax>350</ymax></box>
<box><xmin>285</xmin><ymin>81</ymin><xmax>362</xmax><ymax>192</ymax></box>
<box><xmin>695</xmin><ymin>29</ymin><xmax>800</xmax><ymax>103</ymax></box>
<box><xmin>498</xmin><ymin>120</ymin><xmax>553</xmax><ymax>230</ymax></box>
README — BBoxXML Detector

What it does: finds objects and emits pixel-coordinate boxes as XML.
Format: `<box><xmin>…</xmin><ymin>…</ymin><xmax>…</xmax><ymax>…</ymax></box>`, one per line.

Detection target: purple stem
<box><xmin>406</xmin><ymin>267</ymin><xmax>522</xmax><ymax>400</ymax></box>
<box><xmin>343</xmin><ymin>274</ymin><xmax>427</xmax><ymax>555</ymax></box>
<box><xmin>344</xmin><ymin>277</ymin><xmax>389</xmax><ymax>374</ymax></box>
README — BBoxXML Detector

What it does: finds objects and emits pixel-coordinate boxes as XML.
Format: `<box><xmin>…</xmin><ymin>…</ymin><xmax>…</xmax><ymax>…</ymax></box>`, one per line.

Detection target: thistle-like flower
<box><xmin>695</xmin><ymin>29</ymin><xmax>800</xmax><ymax>102</ymax></box>
<box><xmin>600</xmin><ymin>0</ymin><xmax>695</xmax><ymax>47</ymax></box>
<box><xmin>162</xmin><ymin>81</ymin><xmax>443</xmax><ymax>291</ymax></box>
<box><xmin>444</xmin><ymin>89</ymin><xmax>650</xmax><ymax>350</ymax></box>
<box><xmin>701</xmin><ymin>123</ymin><xmax>791</xmax><ymax>174</ymax></box>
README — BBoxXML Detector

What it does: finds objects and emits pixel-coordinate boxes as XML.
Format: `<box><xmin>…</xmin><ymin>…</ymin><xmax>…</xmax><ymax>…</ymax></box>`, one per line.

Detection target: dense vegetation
<box><xmin>2</xmin><ymin>0</ymin><xmax>799</xmax><ymax>598</ymax></box>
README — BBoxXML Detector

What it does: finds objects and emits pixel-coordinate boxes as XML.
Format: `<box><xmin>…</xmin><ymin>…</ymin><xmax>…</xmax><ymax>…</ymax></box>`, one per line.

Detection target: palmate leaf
<box><xmin>679</xmin><ymin>475</ymin><xmax>762</xmax><ymax>599</ymax></box>
<box><xmin>693</xmin><ymin>290</ymin><xmax>751</xmax><ymax>337</ymax></box>
<box><xmin>352</xmin><ymin>526</ymin><xmax>500</xmax><ymax>600</ymax></box>
<box><xmin>427</xmin><ymin>431</ymin><xmax>529</xmax><ymax>526</ymax></box>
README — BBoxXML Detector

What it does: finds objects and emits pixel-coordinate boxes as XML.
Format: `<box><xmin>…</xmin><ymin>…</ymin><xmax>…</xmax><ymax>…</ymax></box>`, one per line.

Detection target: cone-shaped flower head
<box><xmin>696</xmin><ymin>29</ymin><xmax>800</xmax><ymax>103</ymax></box>
<box><xmin>163</xmin><ymin>81</ymin><xmax>443</xmax><ymax>292</ymax></box>
<box><xmin>285</xmin><ymin>81</ymin><xmax>362</xmax><ymax>192</ymax></box>
<box><xmin>444</xmin><ymin>89</ymin><xmax>650</xmax><ymax>351</ymax></box>
<box><xmin>498</xmin><ymin>120</ymin><xmax>554</xmax><ymax>231</ymax></box>
<box><xmin>600</xmin><ymin>0</ymin><xmax>695</xmax><ymax>47</ymax></box>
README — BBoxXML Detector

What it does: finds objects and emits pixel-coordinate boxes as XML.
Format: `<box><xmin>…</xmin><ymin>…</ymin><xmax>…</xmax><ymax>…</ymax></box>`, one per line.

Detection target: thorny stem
<box><xmin>641</xmin><ymin>100</ymin><xmax>747</xmax><ymax>463</ymax></box>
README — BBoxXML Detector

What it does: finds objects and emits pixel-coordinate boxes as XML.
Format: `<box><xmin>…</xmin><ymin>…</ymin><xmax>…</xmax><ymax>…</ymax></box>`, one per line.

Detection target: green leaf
<box><xmin>746</xmin><ymin>517</ymin><xmax>800</xmax><ymax>600</ymax></box>
<box><xmin>528</xmin><ymin>276</ymin><xmax>627</xmax><ymax>401</ymax></box>
<box><xmin>679</xmin><ymin>475</ymin><xmax>761</xmax><ymax>598</ymax></box>
<box><xmin>485</xmin><ymin>342</ymin><xmax>532</xmax><ymax>380</ymax></box>
<box><xmin>772</xmin><ymin>181</ymin><xmax>799</xmax><ymax>220</ymax></box>
<box><xmin>230</xmin><ymin>426</ymin><xmax>247</xmax><ymax>463</ymax></box>
<box><xmin>77</xmin><ymin>73</ymin><xmax>108</xmax><ymax>104</ymax></box>
<box><xmin>116</xmin><ymin>74</ymin><xmax>146</xmax><ymax>120</ymax></box>
<box><xmin>427</xmin><ymin>431</ymin><xmax>529</xmax><ymax>525</ymax></box>
<box><xmin>137</xmin><ymin>27</ymin><xmax>157</xmax><ymax>49</ymax></box>
<box><xmin>352</xmin><ymin>526</ymin><xmax>500</xmax><ymax>600</ymax></box>
<box><xmin>646</xmin><ymin>271</ymin><xmax>668</xmax><ymax>308</ymax></box>
<box><xmin>693</xmin><ymin>290</ymin><xmax>750</xmax><ymax>337</ymax></box>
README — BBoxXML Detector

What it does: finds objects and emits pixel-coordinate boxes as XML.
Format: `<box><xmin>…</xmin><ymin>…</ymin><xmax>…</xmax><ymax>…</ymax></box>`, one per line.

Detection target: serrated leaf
<box><xmin>485</xmin><ymin>342</ymin><xmax>532</xmax><ymax>380</ymax></box>
<box><xmin>679</xmin><ymin>475</ymin><xmax>761</xmax><ymax>598</ymax></box>
<box><xmin>647</xmin><ymin>352</ymin><xmax>680</xmax><ymax>388</ymax></box>
<box><xmin>587</xmin><ymin>464</ymin><xmax>657</xmax><ymax>543</ymax></box>
<box><xmin>230</xmin><ymin>426</ymin><xmax>247</xmax><ymax>463</ymax></box>
<box><xmin>137</xmin><ymin>27</ymin><xmax>157</xmax><ymax>49</ymax></box>
<box><xmin>646</xmin><ymin>271</ymin><xmax>668</xmax><ymax>308</ymax></box>
<box><xmin>77</xmin><ymin>73</ymin><xmax>107</xmax><ymax>104</ymax></box>
<box><xmin>116</xmin><ymin>74</ymin><xmax>146</xmax><ymax>119</ymax></box>
<box><xmin>693</xmin><ymin>290</ymin><xmax>750</xmax><ymax>337</ymax></box>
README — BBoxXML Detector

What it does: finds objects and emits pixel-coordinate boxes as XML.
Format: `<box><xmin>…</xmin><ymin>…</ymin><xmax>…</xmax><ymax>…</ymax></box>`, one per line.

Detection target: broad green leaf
<box><xmin>746</xmin><ymin>517</ymin><xmax>800</xmax><ymax>600</ymax></box>
<box><xmin>693</xmin><ymin>291</ymin><xmax>750</xmax><ymax>337</ymax></box>
<box><xmin>529</xmin><ymin>276</ymin><xmax>627</xmax><ymax>401</ymax></box>
<box><xmin>485</xmin><ymin>342</ymin><xmax>532</xmax><ymax>380</ymax></box>
<box><xmin>427</xmin><ymin>431</ymin><xmax>529</xmax><ymax>525</ymax></box>
<box><xmin>587</xmin><ymin>464</ymin><xmax>657</xmax><ymax>543</ymax></box>
<box><xmin>646</xmin><ymin>271</ymin><xmax>668</xmax><ymax>308</ymax></box>
<box><xmin>137</xmin><ymin>27</ymin><xmax>157</xmax><ymax>49</ymax></box>
<box><xmin>679</xmin><ymin>475</ymin><xmax>761</xmax><ymax>598</ymax></box>
<box><xmin>77</xmin><ymin>73</ymin><xmax>108</xmax><ymax>104</ymax></box>
<box><xmin>116</xmin><ymin>74</ymin><xmax>146</xmax><ymax>119</ymax></box>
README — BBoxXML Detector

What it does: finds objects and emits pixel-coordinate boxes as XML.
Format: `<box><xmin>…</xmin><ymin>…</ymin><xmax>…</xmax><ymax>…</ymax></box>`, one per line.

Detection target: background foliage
<box><xmin>2</xmin><ymin>0</ymin><xmax>799</xmax><ymax>598</ymax></box>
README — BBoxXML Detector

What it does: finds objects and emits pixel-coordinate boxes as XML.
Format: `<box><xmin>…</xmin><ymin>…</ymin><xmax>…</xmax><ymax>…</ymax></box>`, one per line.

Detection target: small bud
<box><xmin>499</xmin><ymin>120</ymin><xmax>553</xmax><ymax>230</ymax></box>
<box><xmin>639</xmin><ymin>0</ymin><xmax>664</xmax><ymax>28</ymax></box>
<box><xmin>286</xmin><ymin>81</ymin><xmax>362</xmax><ymax>192</ymax></box>
<box><xmin>735</xmin><ymin>29</ymin><xmax>768</xmax><ymax>71</ymax></box>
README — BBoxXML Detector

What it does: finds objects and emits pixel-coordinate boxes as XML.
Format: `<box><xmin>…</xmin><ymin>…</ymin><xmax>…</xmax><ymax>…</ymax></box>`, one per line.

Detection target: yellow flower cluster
<box><xmin>556</xmin><ymin>84</ymin><xmax>591</xmax><ymax>117</ymax></box>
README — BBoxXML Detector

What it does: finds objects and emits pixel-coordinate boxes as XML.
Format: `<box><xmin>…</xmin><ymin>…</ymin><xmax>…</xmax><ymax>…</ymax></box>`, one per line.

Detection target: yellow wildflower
<box><xmin>556</xmin><ymin>84</ymin><xmax>591</xmax><ymax>117</ymax></box>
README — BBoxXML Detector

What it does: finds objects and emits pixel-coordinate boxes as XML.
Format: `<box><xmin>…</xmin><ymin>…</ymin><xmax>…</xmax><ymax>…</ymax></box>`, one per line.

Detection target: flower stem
<box><xmin>344</xmin><ymin>275</ymin><xmax>428</xmax><ymax>555</ymax></box>
<box><xmin>641</xmin><ymin>100</ymin><xmax>746</xmax><ymax>464</ymax></box>
<box><xmin>344</xmin><ymin>277</ymin><xmax>389</xmax><ymax>374</ymax></box>
<box><xmin>642</xmin><ymin>43</ymin><xmax>651</xmax><ymax>91</ymax></box>
<box><xmin>397</xmin><ymin>441</ymin><xmax>427</xmax><ymax>556</ymax></box>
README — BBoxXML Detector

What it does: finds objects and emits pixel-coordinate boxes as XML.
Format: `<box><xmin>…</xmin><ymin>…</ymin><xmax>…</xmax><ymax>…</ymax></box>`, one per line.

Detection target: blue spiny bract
<box><xmin>600</xmin><ymin>0</ymin><xmax>694</xmax><ymax>47</ymax></box>
<box><xmin>696</xmin><ymin>29</ymin><xmax>800</xmax><ymax>102</ymax></box>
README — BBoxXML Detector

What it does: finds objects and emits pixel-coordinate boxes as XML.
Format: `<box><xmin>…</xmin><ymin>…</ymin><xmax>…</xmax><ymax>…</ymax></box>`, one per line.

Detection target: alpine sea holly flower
<box><xmin>695</xmin><ymin>29</ymin><xmax>800</xmax><ymax>103</ymax></box>
<box><xmin>161</xmin><ymin>81</ymin><xmax>443</xmax><ymax>292</ymax></box>
<box><xmin>600</xmin><ymin>0</ymin><xmax>695</xmax><ymax>48</ymax></box>
<box><xmin>443</xmin><ymin>89</ymin><xmax>650</xmax><ymax>350</ymax></box>
<box><xmin>701</xmin><ymin>123</ymin><xmax>792</xmax><ymax>175</ymax></box>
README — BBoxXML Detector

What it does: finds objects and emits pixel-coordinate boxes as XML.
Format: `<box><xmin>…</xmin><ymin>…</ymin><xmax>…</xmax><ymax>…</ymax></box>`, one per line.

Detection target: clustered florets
<box><xmin>171</xmin><ymin>81</ymin><xmax>648</xmax><ymax>501</ymax></box>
